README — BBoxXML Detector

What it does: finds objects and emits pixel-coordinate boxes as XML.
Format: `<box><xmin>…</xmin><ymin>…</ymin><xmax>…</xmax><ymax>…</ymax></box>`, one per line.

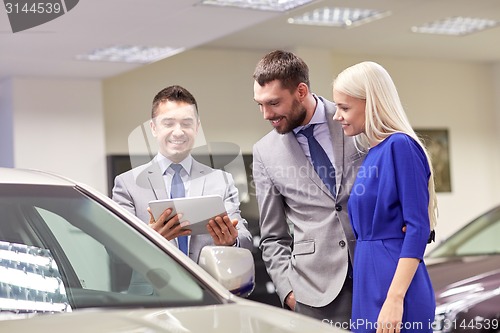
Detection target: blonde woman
<box><xmin>333</xmin><ymin>61</ymin><xmax>437</xmax><ymax>333</ymax></box>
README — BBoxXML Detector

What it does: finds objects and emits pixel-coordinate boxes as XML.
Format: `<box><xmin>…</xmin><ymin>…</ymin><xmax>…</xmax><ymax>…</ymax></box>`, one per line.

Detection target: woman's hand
<box><xmin>376</xmin><ymin>295</ymin><xmax>404</xmax><ymax>333</ymax></box>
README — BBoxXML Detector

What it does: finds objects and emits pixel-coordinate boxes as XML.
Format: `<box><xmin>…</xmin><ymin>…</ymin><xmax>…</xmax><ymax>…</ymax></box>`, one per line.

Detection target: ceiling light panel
<box><xmin>411</xmin><ymin>17</ymin><xmax>498</xmax><ymax>36</ymax></box>
<box><xmin>199</xmin><ymin>0</ymin><xmax>316</xmax><ymax>12</ymax></box>
<box><xmin>76</xmin><ymin>46</ymin><xmax>185</xmax><ymax>64</ymax></box>
<box><xmin>287</xmin><ymin>7</ymin><xmax>391</xmax><ymax>27</ymax></box>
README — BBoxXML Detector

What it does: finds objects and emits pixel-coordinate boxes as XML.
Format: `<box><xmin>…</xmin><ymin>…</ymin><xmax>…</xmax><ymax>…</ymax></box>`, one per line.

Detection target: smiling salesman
<box><xmin>112</xmin><ymin>85</ymin><xmax>252</xmax><ymax>263</ymax></box>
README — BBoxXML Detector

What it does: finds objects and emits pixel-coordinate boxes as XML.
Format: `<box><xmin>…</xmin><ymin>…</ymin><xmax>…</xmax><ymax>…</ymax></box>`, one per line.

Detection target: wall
<box><xmin>0</xmin><ymin>79</ymin><xmax>14</xmax><ymax>167</ymax></box>
<box><xmin>104</xmin><ymin>48</ymin><xmax>269</xmax><ymax>155</ymax></box>
<box><xmin>493</xmin><ymin>63</ymin><xmax>500</xmax><ymax>206</ymax></box>
<box><xmin>102</xmin><ymin>47</ymin><xmax>499</xmax><ymax>245</ymax></box>
<box><xmin>9</xmin><ymin>77</ymin><xmax>107</xmax><ymax>194</ymax></box>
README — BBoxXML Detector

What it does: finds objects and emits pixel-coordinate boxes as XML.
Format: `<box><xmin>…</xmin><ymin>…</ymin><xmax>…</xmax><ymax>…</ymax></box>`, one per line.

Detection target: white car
<box><xmin>0</xmin><ymin>168</ymin><xmax>346</xmax><ymax>332</ymax></box>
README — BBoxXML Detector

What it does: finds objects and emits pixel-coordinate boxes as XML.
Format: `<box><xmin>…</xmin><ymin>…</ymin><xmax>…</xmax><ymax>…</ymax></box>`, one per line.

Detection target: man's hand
<box><xmin>207</xmin><ymin>215</ymin><xmax>238</xmax><ymax>246</ymax></box>
<box><xmin>285</xmin><ymin>291</ymin><xmax>296</xmax><ymax>311</ymax></box>
<box><xmin>148</xmin><ymin>207</ymin><xmax>191</xmax><ymax>241</ymax></box>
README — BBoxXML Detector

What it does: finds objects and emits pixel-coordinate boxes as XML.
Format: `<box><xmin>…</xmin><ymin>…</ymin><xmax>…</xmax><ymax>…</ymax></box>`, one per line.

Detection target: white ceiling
<box><xmin>1</xmin><ymin>0</ymin><xmax>500</xmax><ymax>81</ymax></box>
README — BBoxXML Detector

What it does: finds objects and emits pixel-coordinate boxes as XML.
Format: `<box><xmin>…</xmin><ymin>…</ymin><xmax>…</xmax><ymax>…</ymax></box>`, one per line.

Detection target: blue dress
<box><xmin>348</xmin><ymin>133</ymin><xmax>435</xmax><ymax>333</ymax></box>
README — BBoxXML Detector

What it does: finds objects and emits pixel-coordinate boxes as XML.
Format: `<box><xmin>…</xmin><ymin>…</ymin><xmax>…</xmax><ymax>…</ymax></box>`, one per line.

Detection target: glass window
<box><xmin>428</xmin><ymin>206</ymin><xmax>500</xmax><ymax>257</ymax></box>
<box><xmin>0</xmin><ymin>184</ymin><xmax>220</xmax><ymax>314</ymax></box>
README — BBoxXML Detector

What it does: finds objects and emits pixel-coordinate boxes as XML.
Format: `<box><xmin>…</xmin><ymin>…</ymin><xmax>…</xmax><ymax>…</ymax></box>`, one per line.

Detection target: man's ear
<box><xmin>150</xmin><ymin>119</ymin><xmax>158</xmax><ymax>138</ymax></box>
<box><xmin>195</xmin><ymin>118</ymin><xmax>201</xmax><ymax>133</ymax></box>
<box><xmin>296</xmin><ymin>82</ymin><xmax>309</xmax><ymax>101</ymax></box>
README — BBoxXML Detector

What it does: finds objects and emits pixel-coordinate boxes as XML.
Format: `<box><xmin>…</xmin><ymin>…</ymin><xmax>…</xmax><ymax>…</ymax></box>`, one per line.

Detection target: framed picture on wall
<box><xmin>415</xmin><ymin>128</ymin><xmax>452</xmax><ymax>192</ymax></box>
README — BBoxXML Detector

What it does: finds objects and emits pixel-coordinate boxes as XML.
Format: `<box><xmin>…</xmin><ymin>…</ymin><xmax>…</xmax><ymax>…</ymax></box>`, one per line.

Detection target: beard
<box><xmin>275</xmin><ymin>98</ymin><xmax>307</xmax><ymax>134</ymax></box>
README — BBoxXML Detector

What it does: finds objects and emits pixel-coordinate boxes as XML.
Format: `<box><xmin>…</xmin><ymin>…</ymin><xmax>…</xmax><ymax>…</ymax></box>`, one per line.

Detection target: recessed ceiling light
<box><xmin>411</xmin><ymin>17</ymin><xmax>498</xmax><ymax>36</ymax></box>
<box><xmin>287</xmin><ymin>7</ymin><xmax>391</xmax><ymax>27</ymax></box>
<box><xmin>76</xmin><ymin>46</ymin><xmax>185</xmax><ymax>64</ymax></box>
<box><xmin>199</xmin><ymin>0</ymin><xmax>316</xmax><ymax>12</ymax></box>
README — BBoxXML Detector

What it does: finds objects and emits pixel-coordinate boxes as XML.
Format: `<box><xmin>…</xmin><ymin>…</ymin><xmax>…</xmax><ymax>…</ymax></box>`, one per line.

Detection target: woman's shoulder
<box><xmin>385</xmin><ymin>133</ymin><xmax>427</xmax><ymax>160</ymax></box>
<box><xmin>386</xmin><ymin>132</ymin><xmax>420</xmax><ymax>149</ymax></box>
<box><xmin>387</xmin><ymin>132</ymin><xmax>412</xmax><ymax>143</ymax></box>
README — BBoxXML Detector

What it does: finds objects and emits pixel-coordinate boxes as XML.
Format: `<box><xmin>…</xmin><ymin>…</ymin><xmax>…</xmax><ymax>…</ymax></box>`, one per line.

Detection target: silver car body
<box><xmin>0</xmin><ymin>167</ymin><xmax>346</xmax><ymax>333</ymax></box>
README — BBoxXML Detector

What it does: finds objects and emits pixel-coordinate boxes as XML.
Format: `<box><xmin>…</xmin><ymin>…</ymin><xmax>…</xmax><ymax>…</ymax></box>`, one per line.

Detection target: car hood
<box><xmin>426</xmin><ymin>255</ymin><xmax>500</xmax><ymax>314</ymax></box>
<box><xmin>426</xmin><ymin>255</ymin><xmax>500</xmax><ymax>291</ymax></box>
<box><xmin>0</xmin><ymin>303</ymin><xmax>344</xmax><ymax>333</ymax></box>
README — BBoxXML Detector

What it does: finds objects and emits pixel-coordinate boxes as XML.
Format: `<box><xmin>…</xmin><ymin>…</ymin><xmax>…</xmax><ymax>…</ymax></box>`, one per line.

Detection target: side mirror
<box><xmin>198</xmin><ymin>246</ymin><xmax>255</xmax><ymax>298</ymax></box>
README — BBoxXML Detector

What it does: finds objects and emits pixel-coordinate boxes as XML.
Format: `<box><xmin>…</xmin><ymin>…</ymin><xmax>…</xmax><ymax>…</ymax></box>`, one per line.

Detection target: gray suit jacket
<box><xmin>252</xmin><ymin>96</ymin><xmax>365</xmax><ymax>307</ymax></box>
<box><xmin>112</xmin><ymin>156</ymin><xmax>253</xmax><ymax>264</ymax></box>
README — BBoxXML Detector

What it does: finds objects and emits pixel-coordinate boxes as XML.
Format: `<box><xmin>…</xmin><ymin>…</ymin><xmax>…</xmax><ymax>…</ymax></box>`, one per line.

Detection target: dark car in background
<box><xmin>426</xmin><ymin>204</ymin><xmax>500</xmax><ymax>333</ymax></box>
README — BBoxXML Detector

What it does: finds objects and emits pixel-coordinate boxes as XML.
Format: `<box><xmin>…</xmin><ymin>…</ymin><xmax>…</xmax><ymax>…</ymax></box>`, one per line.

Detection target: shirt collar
<box><xmin>156</xmin><ymin>153</ymin><xmax>193</xmax><ymax>176</ymax></box>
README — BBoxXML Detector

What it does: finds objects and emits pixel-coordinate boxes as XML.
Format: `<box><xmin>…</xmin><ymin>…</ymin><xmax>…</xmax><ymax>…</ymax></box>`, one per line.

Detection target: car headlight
<box><xmin>433</xmin><ymin>312</ymin><xmax>448</xmax><ymax>333</ymax></box>
<box><xmin>433</xmin><ymin>305</ymin><xmax>456</xmax><ymax>333</ymax></box>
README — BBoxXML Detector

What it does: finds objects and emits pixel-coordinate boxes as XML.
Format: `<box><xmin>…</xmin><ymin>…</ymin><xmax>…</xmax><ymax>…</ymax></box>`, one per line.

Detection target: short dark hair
<box><xmin>253</xmin><ymin>50</ymin><xmax>310</xmax><ymax>92</ymax></box>
<box><xmin>151</xmin><ymin>85</ymin><xmax>198</xmax><ymax>119</ymax></box>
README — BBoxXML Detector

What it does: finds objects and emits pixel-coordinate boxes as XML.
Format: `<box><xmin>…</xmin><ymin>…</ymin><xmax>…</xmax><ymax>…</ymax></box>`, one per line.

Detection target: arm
<box><xmin>253</xmin><ymin>145</ymin><xmax>294</xmax><ymax>307</ymax></box>
<box><xmin>376</xmin><ymin>258</ymin><xmax>420</xmax><ymax>333</ymax></box>
<box><xmin>377</xmin><ymin>135</ymin><xmax>432</xmax><ymax>332</ymax></box>
<box><xmin>206</xmin><ymin>171</ymin><xmax>253</xmax><ymax>249</ymax></box>
<box><xmin>393</xmin><ymin>135</ymin><xmax>431</xmax><ymax>260</ymax></box>
<box><xmin>111</xmin><ymin>174</ymin><xmax>136</xmax><ymax>216</ymax></box>
<box><xmin>113</xmin><ymin>173</ymin><xmax>190</xmax><ymax>240</ymax></box>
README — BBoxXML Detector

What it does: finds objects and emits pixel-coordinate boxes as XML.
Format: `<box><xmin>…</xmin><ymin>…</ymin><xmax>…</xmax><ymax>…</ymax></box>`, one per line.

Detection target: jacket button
<box><xmin>335</xmin><ymin>204</ymin><xmax>342</xmax><ymax>211</ymax></box>
<box><xmin>339</xmin><ymin>240</ymin><xmax>346</xmax><ymax>248</ymax></box>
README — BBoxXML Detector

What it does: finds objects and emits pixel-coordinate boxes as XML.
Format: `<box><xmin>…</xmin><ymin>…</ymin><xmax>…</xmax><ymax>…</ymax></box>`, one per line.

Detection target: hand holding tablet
<box><xmin>148</xmin><ymin>195</ymin><xmax>227</xmax><ymax>235</ymax></box>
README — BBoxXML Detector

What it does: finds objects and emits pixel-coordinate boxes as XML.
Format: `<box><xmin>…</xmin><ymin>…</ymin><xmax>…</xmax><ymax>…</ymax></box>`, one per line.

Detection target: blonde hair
<box><xmin>333</xmin><ymin>61</ymin><xmax>437</xmax><ymax>230</ymax></box>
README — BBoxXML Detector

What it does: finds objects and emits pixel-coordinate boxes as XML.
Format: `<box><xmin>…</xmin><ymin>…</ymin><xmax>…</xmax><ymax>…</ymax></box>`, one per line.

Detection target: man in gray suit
<box><xmin>252</xmin><ymin>50</ymin><xmax>365</xmax><ymax>324</ymax></box>
<box><xmin>112</xmin><ymin>85</ymin><xmax>252</xmax><ymax>264</ymax></box>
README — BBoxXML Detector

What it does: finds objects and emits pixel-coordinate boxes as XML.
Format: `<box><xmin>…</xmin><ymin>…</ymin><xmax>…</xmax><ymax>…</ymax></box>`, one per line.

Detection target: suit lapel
<box><xmin>324</xmin><ymin>100</ymin><xmax>345</xmax><ymax>198</ymax></box>
<box><xmin>188</xmin><ymin>159</ymin><xmax>207</xmax><ymax>197</ymax></box>
<box><xmin>145</xmin><ymin>161</ymin><xmax>168</xmax><ymax>200</ymax></box>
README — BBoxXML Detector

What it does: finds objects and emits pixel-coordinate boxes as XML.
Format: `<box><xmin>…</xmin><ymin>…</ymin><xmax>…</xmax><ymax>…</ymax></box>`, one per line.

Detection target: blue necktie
<box><xmin>170</xmin><ymin>164</ymin><xmax>188</xmax><ymax>255</ymax></box>
<box><xmin>299</xmin><ymin>124</ymin><xmax>336</xmax><ymax>196</ymax></box>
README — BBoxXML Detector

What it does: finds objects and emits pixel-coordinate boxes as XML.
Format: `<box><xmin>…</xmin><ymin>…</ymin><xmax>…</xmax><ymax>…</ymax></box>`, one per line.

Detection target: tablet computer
<box><xmin>148</xmin><ymin>195</ymin><xmax>227</xmax><ymax>235</ymax></box>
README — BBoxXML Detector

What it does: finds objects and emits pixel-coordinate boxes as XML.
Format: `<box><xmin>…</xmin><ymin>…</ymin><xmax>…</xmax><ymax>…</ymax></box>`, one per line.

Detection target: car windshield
<box><xmin>428</xmin><ymin>205</ymin><xmax>500</xmax><ymax>258</ymax></box>
<box><xmin>0</xmin><ymin>184</ymin><xmax>220</xmax><ymax>315</ymax></box>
